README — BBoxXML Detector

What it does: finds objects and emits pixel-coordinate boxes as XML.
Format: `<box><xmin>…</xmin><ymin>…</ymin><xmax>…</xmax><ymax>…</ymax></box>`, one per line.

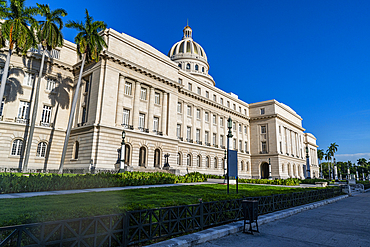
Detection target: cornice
<box><xmin>250</xmin><ymin>113</ymin><xmax>305</xmax><ymax>131</ymax></box>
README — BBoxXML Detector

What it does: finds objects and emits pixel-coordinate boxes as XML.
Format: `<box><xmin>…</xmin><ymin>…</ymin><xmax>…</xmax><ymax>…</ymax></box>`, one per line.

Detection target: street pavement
<box><xmin>197</xmin><ymin>192</ymin><xmax>370</xmax><ymax>247</ymax></box>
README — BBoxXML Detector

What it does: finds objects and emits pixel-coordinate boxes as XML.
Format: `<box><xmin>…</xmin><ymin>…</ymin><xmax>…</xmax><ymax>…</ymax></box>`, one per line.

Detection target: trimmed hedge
<box><xmin>238</xmin><ymin>178</ymin><xmax>300</xmax><ymax>186</ymax></box>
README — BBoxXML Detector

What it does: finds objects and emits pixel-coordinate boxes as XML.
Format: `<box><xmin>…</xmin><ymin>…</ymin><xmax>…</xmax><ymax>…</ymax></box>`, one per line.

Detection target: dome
<box><xmin>168</xmin><ymin>25</ymin><xmax>215</xmax><ymax>86</ymax></box>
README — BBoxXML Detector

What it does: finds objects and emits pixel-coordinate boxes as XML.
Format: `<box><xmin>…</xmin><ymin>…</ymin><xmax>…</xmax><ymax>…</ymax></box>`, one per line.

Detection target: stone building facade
<box><xmin>0</xmin><ymin>25</ymin><xmax>319</xmax><ymax>178</ymax></box>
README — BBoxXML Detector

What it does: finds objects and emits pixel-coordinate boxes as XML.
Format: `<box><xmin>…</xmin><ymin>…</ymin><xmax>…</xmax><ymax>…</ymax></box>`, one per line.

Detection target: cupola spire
<box><xmin>183</xmin><ymin>21</ymin><xmax>192</xmax><ymax>39</ymax></box>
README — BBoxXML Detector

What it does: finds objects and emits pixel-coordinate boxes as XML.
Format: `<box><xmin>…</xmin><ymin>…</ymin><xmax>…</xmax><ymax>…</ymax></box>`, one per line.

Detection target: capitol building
<box><xmin>0</xmin><ymin>25</ymin><xmax>319</xmax><ymax>178</ymax></box>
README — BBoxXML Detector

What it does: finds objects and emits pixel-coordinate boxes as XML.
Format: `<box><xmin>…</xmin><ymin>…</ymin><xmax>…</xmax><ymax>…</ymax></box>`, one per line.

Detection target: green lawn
<box><xmin>0</xmin><ymin>184</ymin><xmax>319</xmax><ymax>227</ymax></box>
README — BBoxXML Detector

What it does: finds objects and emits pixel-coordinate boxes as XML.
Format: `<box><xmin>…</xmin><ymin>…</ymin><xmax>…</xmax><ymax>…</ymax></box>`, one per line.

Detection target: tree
<box><xmin>328</xmin><ymin>143</ymin><xmax>339</xmax><ymax>180</ymax></box>
<box><xmin>0</xmin><ymin>0</ymin><xmax>37</xmax><ymax>119</ymax></box>
<box><xmin>317</xmin><ymin>149</ymin><xmax>324</xmax><ymax>178</ymax></box>
<box><xmin>325</xmin><ymin>149</ymin><xmax>331</xmax><ymax>179</ymax></box>
<box><xmin>58</xmin><ymin>9</ymin><xmax>107</xmax><ymax>173</ymax></box>
<box><xmin>22</xmin><ymin>3</ymin><xmax>67</xmax><ymax>171</ymax></box>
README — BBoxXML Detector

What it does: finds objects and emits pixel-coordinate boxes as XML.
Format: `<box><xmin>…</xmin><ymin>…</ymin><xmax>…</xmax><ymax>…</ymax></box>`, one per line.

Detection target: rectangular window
<box><xmin>125</xmin><ymin>82</ymin><xmax>132</xmax><ymax>95</ymax></box>
<box><xmin>213</xmin><ymin>95</ymin><xmax>216</xmax><ymax>101</ymax></box>
<box><xmin>262</xmin><ymin>141</ymin><xmax>267</xmax><ymax>153</ymax></box>
<box><xmin>239</xmin><ymin>106</ymin><xmax>241</xmax><ymax>113</ymax></box>
<box><xmin>178</xmin><ymin>78</ymin><xmax>182</xmax><ymax>84</ymax></box>
<box><xmin>220</xmin><ymin>98</ymin><xmax>223</xmax><ymax>105</ymax></box>
<box><xmin>154</xmin><ymin>92</ymin><xmax>160</xmax><ymax>104</ymax></box>
<box><xmin>233</xmin><ymin>139</ymin><xmax>237</xmax><ymax>150</ymax></box>
<box><xmin>196</xmin><ymin>129</ymin><xmax>200</xmax><ymax>142</ymax></box>
<box><xmin>280</xmin><ymin>141</ymin><xmax>282</xmax><ymax>153</ymax></box>
<box><xmin>261</xmin><ymin>108</ymin><xmax>265</xmax><ymax>115</ymax></box>
<box><xmin>227</xmin><ymin>101</ymin><xmax>230</xmax><ymax>108</ymax></box>
<box><xmin>197</xmin><ymin>87</ymin><xmax>201</xmax><ymax>94</ymax></box>
<box><xmin>23</xmin><ymin>72</ymin><xmax>35</xmax><ymax>86</ymax></box>
<box><xmin>188</xmin><ymin>83</ymin><xmax>192</xmax><ymax>91</ymax></box>
<box><xmin>233</xmin><ymin>104</ymin><xmax>236</xmax><ymax>110</ymax></box>
<box><xmin>239</xmin><ymin>140</ymin><xmax>242</xmax><ymax>150</ymax></box>
<box><xmin>177</xmin><ymin>102</ymin><xmax>182</xmax><ymax>113</ymax></box>
<box><xmin>279</xmin><ymin>126</ymin><xmax>281</xmax><ymax>134</ymax></box>
<box><xmin>206</xmin><ymin>91</ymin><xmax>209</xmax><ymax>98</ymax></box>
<box><xmin>140</xmin><ymin>88</ymin><xmax>147</xmax><ymax>100</ymax></box>
<box><xmin>139</xmin><ymin>113</ymin><xmax>145</xmax><ymax>128</ymax></box>
<box><xmin>187</xmin><ymin>126</ymin><xmax>191</xmax><ymax>140</ymax></box>
<box><xmin>245</xmin><ymin>141</ymin><xmax>248</xmax><ymax>152</ymax></box>
<box><xmin>0</xmin><ymin>98</ymin><xmax>4</xmax><ymax>116</ymax></box>
<box><xmin>220</xmin><ymin>135</ymin><xmax>224</xmax><ymax>146</ymax></box>
<box><xmin>261</xmin><ymin>125</ymin><xmax>266</xmax><ymax>134</ymax></box>
<box><xmin>233</xmin><ymin>122</ymin><xmax>236</xmax><ymax>131</ymax></box>
<box><xmin>81</xmin><ymin>107</ymin><xmax>87</xmax><ymax>124</ymax></box>
<box><xmin>123</xmin><ymin>109</ymin><xmax>130</xmax><ymax>125</ymax></box>
<box><xmin>213</xmin><ymin>133</ymin><xmax>216</xmax><ymax>145</ymax></box>
<box><xmin>205</xmin><ymin>112</ymin><xmax>209</xmax><ymax>122</ymax></box>
<box><xmin>239</xmin><ymin>124</ymin><xmax>242</xmax><ymax>132</ymax></box>
<box><xmin>196</xmin><ymin>109</ymin><xmax>200</xmax><ymax>119</ymax></box>
<box><xmin>187</xmin><ymin>105</ymin><xmax>192</xmax><ymax>116</ymax></box>
<box><xmin>18</xmin><ymin>101</ymin><xmax>30</xmax><ymax>119</ymax></box>
<box><xmin>213</xmin><ymin>114</ymin><xmax>216</xmax><ymax>124</ymax></box>
<box><xmin>244</xmin><ymin>126</ymin><xmax>247</xmax><ymax>134</ymax></box>
<box><xmin>84</xmin><ymin>80</ymin><xmax>89</xmax><ymax>93</ymax></box>
<box><xmin>41</xmin><ymin>105</ymin><xmax>52</xmax><ymax>123</ymax></box>
<box><xmin>205</xmin><ymin>131</ymin><xmax>209</xmax><ymax>143</ymax></box>
<box><xmin>46</xmin><ymin>78</ymin><xmax>56</xmax><ymax>91</ymax></box>
<box><xmin>153</xmin><ymin>117</ymin><xmax>159</xmax><ymax>131</ymax></box>
<box><xmin>220</xmin><ymin>117</ymin><xmax>224</xmax><ymax>126</ymax></box>
<box><xmin>177</xmin><ymin>124</ymin><xmax>181</xmax><ymax>138</ymax></box>
<box><xmin>244</xmin><ymin>109</ymin><xmax>247</xmax><ymax>115</ymax></box>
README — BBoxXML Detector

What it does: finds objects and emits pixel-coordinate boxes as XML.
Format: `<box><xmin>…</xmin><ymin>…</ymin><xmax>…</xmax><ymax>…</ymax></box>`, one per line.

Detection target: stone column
<box><xmin>161</xmin><ymin>92</ymin><xmax>168</xmax><ymax>135</ymax></box>
<box><xmin>147</xmin><ymin>87</ymin><xmax>155</xmax><ymax>131</ymax></box>
<box><xmin>241</xmin><ymin>123</ymin><xmax>245</xmax><ymax>151</ymax></box>
<box><xmin>216</xmin><ymin>114</ymin><xmax>220</xmax><ymax>147</ymax></box>
<box><xmin>132</xmin><ymin>81</ymin><xmax>141</xmax><ymax>129</ymax></box>
<box><xmin>209</xmin><ymin>112</ymin><xmax>213</xmax><ymax>146</ymax></box>
<box><xmin>200</xmin><ymin>108</ymin><xmax>204</xmax><ymax>143</ymax></box>
<box><xmin>192</xmin><ymin>104</ymin><xmax>196</xmax><ymax>142</ymax></box>
<box><xmin>182</xmin><ymin>102</ymin><xmax>187</xmax><ymax>140</ymax></box>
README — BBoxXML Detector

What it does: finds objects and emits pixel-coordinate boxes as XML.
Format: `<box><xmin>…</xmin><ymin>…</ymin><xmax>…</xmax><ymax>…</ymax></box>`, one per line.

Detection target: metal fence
<box><xmin>0</xmin><ymin>187</ymin><xmax>341</xmax><ymax>246</ymax></box>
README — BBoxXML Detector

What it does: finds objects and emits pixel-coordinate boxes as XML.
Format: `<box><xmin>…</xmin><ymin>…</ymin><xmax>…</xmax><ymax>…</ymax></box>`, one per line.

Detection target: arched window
<box><xmin>177</xmin><ymin>152</ymin><xmax>182</xmax><ymax>165</ymax></box>
<box><xmin>178</xmin><ymin>63</ymin><xmax>182</xmax><ymax>69</ymax></box>
<box><xmin>246</xmin><ymin>161</ymin><xmax>249</xmax><ymax>171</ymax></box>
<box><xmin>187</xmin><ymin>154</ymin><xmax>192</xmax><ymax>166</ymax></box>
<box><xmin>206</xmin><ymin>156</ymin><xmax>210</xmax><ymax>168</ymax></box>
<box><xmin>282</xmin><ymin>164</ymin><xmax>285</xmax><ymax>173</ymax></box>
<box><xmin>11</xmin><ymin>139</ymin><xmax>23</xmax><ymax>156</ymax></box>
<box><xmin>197</xmin><ymin>155</ymin><xmax>201</xmax><ymax>167</ymax></box>
<box><xmin>214</xmin><ymin>157</ymin><xmax>218</xmax><ymax>168</ymax></box>
<box><xmin>139</xmin><ymin>147</ymin><xmax>146</xmax><ymax>167</ymax></box>
<box><xmin>154</xmin><ymin>148</ymin><xmax>161</xmax><ymax>168</ymax></box>
<box><xmin>36</xmin><ymin>142</ymin><xmax>47</xmax><ymax>158</ymax></box>
<box><xmin>195</xmin><ymin>64</ymin><xmax>199</xmax><ymax>71</ymax></box>
<box><xmin>241</xmin><ymin>161</ymin><xmax>244</xmax><ymax>171</ymax></box>
<box><xmin>202</xmin><ymin>67</ymin><xmax>205</xmax><ymax>72</ymax></box>
<box><xmin>124</xmin><ymin>144</ymin><xmax>130</xmax><ymax>165</ymax></box>
<box><xmin>73</xmin><ymin>141</ymin><xmax>79</xmax><ymax>159</ymax></box>
<box><xmin>186</xmin><ymin>63</ymin><xmax>190</xmax><ymax>70</ymax></box>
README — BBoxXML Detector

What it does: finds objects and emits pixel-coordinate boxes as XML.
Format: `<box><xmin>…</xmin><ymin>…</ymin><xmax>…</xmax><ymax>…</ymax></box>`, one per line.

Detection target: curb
<box><xmin>148</xmin><ymin>195</ymin><xmax>349</xmax><ymax>247</ymax></box>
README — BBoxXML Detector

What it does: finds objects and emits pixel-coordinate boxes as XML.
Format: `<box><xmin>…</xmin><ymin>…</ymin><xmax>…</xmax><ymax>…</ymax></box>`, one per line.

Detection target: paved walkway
<box><xmin>197</xmin><ymin>192</ymin><xmax>370</xmax><ymax>247</ymax></box>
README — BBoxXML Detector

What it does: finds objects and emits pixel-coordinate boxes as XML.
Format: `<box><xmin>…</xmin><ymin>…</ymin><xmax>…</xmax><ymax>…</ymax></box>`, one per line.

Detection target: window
<box><xmin>232</xmin><ymin>122</ymin><xmax>236</xmax><ymax>131</ymax></box>
<box><xmin>0</xmin><ymin>98</ymin><xmax>4</xmax><ymax>116</ymax></box>
<box><xmin>154</xmin><ymin>149</ymin><xmax>161</xmax><ymax>168</ymax></box>
<box><xmin>46</xmin><ymin>78</ymin><xmax>56</xmax><ymax>91</ymax></box>
<box><xmin>177</xmin><ymin>124</ymin><xmax>181</xmax><ymax>138</ymax></box>
<box><xmin>214</xmin><ymin>157</ymin><xmax>218</xmax><ymax>168</ymax></box>
<box><xmin>197</xmin><ymin>155</ymin><xmax>201</xmax><ymax>167</ymax></box>
<box><xmin>196</xmin><ymin>109</ymin><xmax>200</xmax><ymax>119</ymax></box>
<box><xmin>213</xmin><ymin>133</ymin><xmax>216</xmax><ymax>145</ymax></box>
<box><xmin>84</xmin><ymin>80</ymin><xmax>89</xmax><ymax>93</ymax></box>
<box><xmin>36</xmin><ymin>142</ymin><xmax>47</xmax><ymax>158</ymax></box>
<box><xmin>23</xmin><ymin>72</ymin><xmax>34</xmax><ymax>86</ymax></box>
<box><xmin>153</xmin><ymin>117</ymin><xmax>159</xmax><ymax>132</ymax></box>
<box><xmin>123</xmin><ymin>109</ymin><xmax>130</xmax><ymax>125</ymax></box>
<box><xmin>239</xmin><ymin>140</ymin><xmax>242</xmax><ymax>151</ymax></box>
<box><xmin>178</xmin><ymin>78</ymin><xmax>182</xmax><ymax>84</ymax></box>
<box><xmin>206</xmin><ymin>91</ymin><xmax>209</xmax><ymax>98</ymax></box>
<box><xmin>261</xmin><ymin>108</ymin><xmax>265</xmax><ymax>115</ymax></box>
<box><xmin>187</xmin><ymin>154</ymin><xmax>192</xmax><ymax>166</ymax></box>
<box><xmin>124</xmin><ymin>144</ymin><xmax>130</xmax><ymax>165</ymax></box>
<box><xmin>177</xmin><ymin>102</ymin><xmax>182</xmax><ymax>113</ymax></box>
<box><xmin>220</xmin><ymin>117</ymin><xmax>224</xmax><ymax>126</ymax></box>
<box><xmin>280</xmin><ymin>141</ymin><xmax>282</xmax><ymax>153</ymax></box>
<box><xmin>239</xmin><ymin>106</ymin><xmax>241</xmax><ymax>113</ymax></box>
<box><xmin>186</xmin><ymin>63</ymin><xmax>190</xmax><ymax>70</ymax></box>
<box><xmin>239</xmin><ymin>124</ymin><xmax>242</xmax><ymax>132</ymax></box>
<box><xmin>262</xmin><ymin>141</ymin><xmax>267</xmax><ymax>153</ymax></box>
<box><xmin>206</xmin><ymin>156</ymin><xmax>210</xmax><ymax>168</ymax></box>
<box><xmin>125</xmin><ymin>82</ymin><xmax>132</xmax><ymax>95</ymax></box>
<box><xmin>178</xmin><ymin>63</ymin><xmax>182</xmax><ymax>69</ymax></box>
<box><xmin>220</xmin><ymin>98</ymin><xmax>223</xmax><ymax>105</ymax></box>
<box><xmin>154</xmin><ymin>92</ymin><xmax>160</xmax><ymax>104</ymax></box>
<box><xmin>197</xmin><ymin>87</ymin><xmax>201</xmax><ymax>94</ymax></box>
<box><xmin>73</xmin><ymin>141</ymin><xmax>79</xmax><ymax>159</ymax></box>
<box><xmin>279</xmin><ymin>126</ymin><xmax>281</xmax><ymax>134</ymax></box>
<box><xmin>233</xmin><ymin>139</ymin><xmax>237</xmax><ymax>150</ymax></box>
<box><xmin>213</xmin><ymin>95</ymin><xmax>216</xmax><ymax>101</ymax></box>
<box><xmin>18</xmin><ymin>101</ymin><xmax>30</xmax><ymax>119</ymax></box>
<box><xmin>196</xmin><ymin>129</ymin><xmax>200</xmax><ymax>142</ymax></box>
<box><xmin>187</xmin><ymin>126</ymin><xmax>191</xmax><ymax>140</ymax></box>
<box><xmin>195</xmin><ymin>64</ymin><xmax>199</xmax><ymax>71</ymax></box>
<box><xmin>244</xmin><ymin>126</ymin><xmax>247</xmax><ymax>134</ymax></box>
<box><xmin>227</xmin><ymin>101</ymin><xmax>230</xmax><ymax>107</ymax></box>
<box><xmin>188</xmin><ymin>83</ymin><xmax>192</xmax><ymax>91</ymax></box>
<box><xmin>220</xmin><ymin>135</ymin><xmax>224</xmax><ymax>146</ymax></box>
<box><xmin>244</xmin><ymin>109</ymin><xmax>247</xmax><ymax>115</ymax></box>
<box><xmin>233</xmin><ymin>104</ymin><xmax>236</xmax><ymax>110</ymax></box>
<box><xmin>41</xmin><ymin>105</ymin><xmax>52</xmax><ymax>123</ymax></box>
<box><xmin>205</xmin><ymin>112</ymin><xmax>209</xmax><ymax>122</ymax></box>
<box><xmin>11</xmin><ymin>139</ymin><xmax>23</xmax><ymax>156</ymax></box>
<box><xmin>202</xmin><ymin>67</ymin><xmax>205</xmax><ymax>72</ymax></box>
<box><xmin>81</xmin><ymin>107</ymin><xmax>87</xmax><ymax>124</ymax></box>
<box><xmin>177</xmin><ymin>152</ymin><xmax>182</xmax><ymax>165</ymax></box>
<box><xmin>213</xmin><ymin>114</ymin><xmax>216</xmax><ymax>124</ymax></box>
<box><xmin>261</xmin><ymin>125</ymin><xmax>266</xmax><ymax>134</ymax></box>
<box><xmin>140</xmin><ymin>87</ymin><xmax>147</xmax><ymax>100</ymax></box>
<box><xmin>205</xmin><ymin>131</ymin><xmax>209</xmax><ymax>143</ymax></box>
<box><xmin>245</xmin><ymin>141</ymin><xmax>248</xmax><ymax>152</ymax></box>
<box><xmin>241</xmin><ymin>161</ymin><xmax>244</xmax><ymax>171</ymax></box>
<box><xmin>139</xmin><ymin>113</ymin><xmax>145</xmax><ymax>128</ymax></box>
<box><xmin>187</xmin><ymin>105</ymin><xmax>192</xmax><ymax>116</ymax></box>
<box><xmin>139</xmin><ymin>147</ymin><xmax>146</xmax><ymax>166</ymax></box>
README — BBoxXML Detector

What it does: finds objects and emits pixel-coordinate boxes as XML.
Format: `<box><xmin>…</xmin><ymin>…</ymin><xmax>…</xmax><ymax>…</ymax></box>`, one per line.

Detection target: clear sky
<box><xmin>26</xmin><ymin>0</ymin><xmax>370</xmax><ymax>163</ymax></box>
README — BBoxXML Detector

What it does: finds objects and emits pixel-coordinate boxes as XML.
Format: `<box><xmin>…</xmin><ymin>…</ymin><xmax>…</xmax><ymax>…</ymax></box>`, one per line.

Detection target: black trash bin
<box><xmin>242</xmin><ymin>200</ymin><xmax>259</xmax><ymax>234</ymax></box>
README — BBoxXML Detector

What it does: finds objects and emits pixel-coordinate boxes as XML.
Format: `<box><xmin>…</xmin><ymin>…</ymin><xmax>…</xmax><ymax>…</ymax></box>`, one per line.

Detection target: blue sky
<box><xmin>26</xmin><ymin>0</ymin><xmax>370</xmax><ymax>163</ymax></box>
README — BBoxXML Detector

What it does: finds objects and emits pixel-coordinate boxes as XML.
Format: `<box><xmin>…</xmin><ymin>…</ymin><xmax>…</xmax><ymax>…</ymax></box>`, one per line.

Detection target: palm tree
<box><xmin>317</xmin><ymin>149</ymin><xmax>324</xmax><ymax>179</ymax></box>
<box><xmin>58</xmin><ymin>9</ymin><xmax>107</xmax><ymax>173</ymax></box>
<box><xmin>329</xmin><ymin>143</ymin><xmax>339</xmax><ymax>180</ymax></box>
<box><xmin>0</xmin><ymin>0</ymin><xmax>37</xmax><ymax>118</ymax></box>
<box><xmin>325</xmin><ymin>149</ymin><xmax>331</xmax><ymax>179</ymax></box>
<box><xmin>22</xmin><ymin>3</ymin><xmax>67</xmax><ymax>171</ymax></box>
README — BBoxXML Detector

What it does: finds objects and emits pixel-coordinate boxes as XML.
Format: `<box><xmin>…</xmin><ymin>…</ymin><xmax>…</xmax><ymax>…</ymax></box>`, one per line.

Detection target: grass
<box><xmin>0</xmin><ymin>183</ymin><xmax>321</xmax><ymax>227</ymax></box>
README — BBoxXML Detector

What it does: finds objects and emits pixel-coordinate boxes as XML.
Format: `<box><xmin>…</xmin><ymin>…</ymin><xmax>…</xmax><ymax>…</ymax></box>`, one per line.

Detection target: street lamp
<box><xmin>306</xmin><ymin>146</ymin><xmax>311</xmax><ymax>179</ymax></box>
<box><xmin>163</xmin><ymin>153</ymin><xmax>170</xmax><ymax>169</ymax></box>
<box><xmin>119</xmin><ymin>130</ymin><xmax>126</xmax><ymax>173</ymax></box>
<box><xmin>268</xmin><ymin>158</ymin><xmax>272</xmax><ymax>180</ymax></box>
<box><xmin>226</xmin><ymin>117</ymin><xmax>233</xmax><ymax>194</ymax></box>
<box><xmin>347</xmin><ymin>165</ymin><xmax>350</xmax><ymax>180</ymax></box>
<box><xmin>334</xmin><ymin>158</ymin><xmax>338</xmax><ymax>182</ymax></box>
<box><xmin>223</xmin><ymin>150</ymin><xmax>227</xmax><ymax>178</ymax></box>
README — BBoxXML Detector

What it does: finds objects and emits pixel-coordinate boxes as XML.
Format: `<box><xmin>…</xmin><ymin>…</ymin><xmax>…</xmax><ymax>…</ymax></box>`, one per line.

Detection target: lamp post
<box><xmin>268</xmin><ymin>158</ymin><xmax>272</xmax><ymax>180</ymax></box>
<box><xmin>334</xmin><ymin>158</ymin><xmax>338</xmax><ymax>182</ymax></box>
<box><xmin>119</xmin><ymin>130</ymin><xmax>126</xmax><ymax>173</ymax></box>
<box><xmin>306</xmin><ymin>146</ymin><xmax>311</xmax><ymax>179</ymax></box>
<box><xmin>356</xmin><ymin>167</ymin><xmax>359</xmax><ymax>181</ymax></box>
<box><xmin>320</xmin><ymin>160</ymin><xmax>323</xmax><ymax>179</ymax></box>
<box><xmin>347</xmin><ymin>165</ymin><xmax>350</xmax><ymax>180</ymax></box>
<box><xmin>163</xmin><ymin>153</ymin><xmax>170</xmax><ymax>169</ymax></box>
<box><xmin>227</xmin><ymin>117</ymin><xmax>233</xmax><ymax>194</ymax></box>
<box><xmin>223</xmin><ymin>150</ymin><xmax>227</xmax><ymax>178</ymax></box>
